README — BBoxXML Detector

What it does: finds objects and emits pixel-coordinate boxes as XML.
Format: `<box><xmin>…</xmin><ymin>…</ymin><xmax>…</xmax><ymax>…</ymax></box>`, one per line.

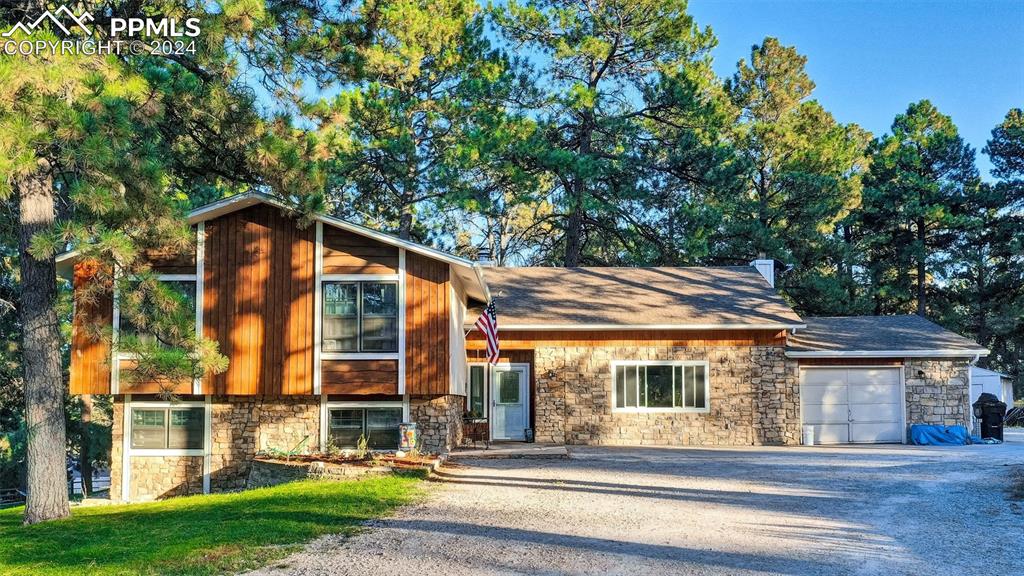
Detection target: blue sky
<box><xmin>689</xmin><ymin>0</ymin><xmax>1024</xmax><ymax>180</ymax></box>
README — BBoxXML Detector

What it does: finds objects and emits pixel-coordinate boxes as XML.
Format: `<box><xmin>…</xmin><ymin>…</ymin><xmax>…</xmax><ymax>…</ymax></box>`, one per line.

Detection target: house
<box><xmin>60</xmin><ymin>193</ymin><xmax>989</xmax><ymax>501</ymax></box>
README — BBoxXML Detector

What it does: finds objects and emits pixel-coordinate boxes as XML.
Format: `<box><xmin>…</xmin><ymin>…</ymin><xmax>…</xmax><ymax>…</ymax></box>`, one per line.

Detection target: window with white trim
<box><xmin>322</xmin><ymin>281</ymin><xmax>398</xmax><ymax>352</ymax></box>
<box><xmin>327</xmin><ymin>407</ymin><xmax>403</xmax><ymax>449</ymax></box>
<box><xmin>613</xmin><ymin>362</ymin><xmax>709</xmax><ymax>411</ymax></box>
<box><xmin>130</xmin><ymin>407</ymin><xmax>204</xmax><ymax>449</ymax></box>
<box><xmin>468</xmin><ymin>365</ymin><xmax>486</xmax><ymax>418</ymax></box>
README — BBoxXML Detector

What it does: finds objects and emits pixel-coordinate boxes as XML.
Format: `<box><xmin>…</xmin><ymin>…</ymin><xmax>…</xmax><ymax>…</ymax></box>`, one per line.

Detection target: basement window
<box><xmin>328</xmin><ymin>407</ymin><xmax>403</xmax><ymax>450</ymax></box>
<box><xmin>130</xmin><ymin>406</ymin><xmax>204</xmax><ymax>450</ymax></box>
<box><xmin>613</xmin><ymin>362</ymin><xmax>709</xmax><ymax>412</ymax></box>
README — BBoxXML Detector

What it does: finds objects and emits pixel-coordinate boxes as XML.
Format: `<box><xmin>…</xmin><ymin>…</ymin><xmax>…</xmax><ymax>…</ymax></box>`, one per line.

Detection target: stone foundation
<box><xmin>129</xmin><ymin>456</ymin><xmax>204</xmax><ymax>500</ymax></box>
<box><xmin>410</xmin><ymin>395</ymin><xmax>464</xmax><ymax>453</ymax></box>
<box><xmin>111</xmin><ymin>393</ymin><xmax>458</xmax><ymax>500</ymax></box>
<box><xmin>533</xmin><ymin>345</ymin><xmax>800</xmax><ymax>446</ymax></box>
<box><xmin>209</xmin><ymin>396</ymin><xmax>320</xmax><ymax>493</ymax></box>
<box><xmin>905</xmin><ymin>358</ymin><xmax>971</xmax><ymax>427</ymax></box>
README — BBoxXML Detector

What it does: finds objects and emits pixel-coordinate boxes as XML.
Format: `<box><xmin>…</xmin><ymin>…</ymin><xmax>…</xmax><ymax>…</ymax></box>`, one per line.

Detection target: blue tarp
<box><xmin>909</xmin><ymin>424</ymin><xmax>970</xmax><ymax>446</ymax></box>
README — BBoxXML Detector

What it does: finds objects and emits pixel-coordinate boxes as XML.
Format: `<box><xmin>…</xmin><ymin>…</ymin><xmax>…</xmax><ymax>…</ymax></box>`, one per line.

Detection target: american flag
<box><xmin>474</xmin><ymin>301</ymin><xmax>500</xmax><ymax>364</ymax></box>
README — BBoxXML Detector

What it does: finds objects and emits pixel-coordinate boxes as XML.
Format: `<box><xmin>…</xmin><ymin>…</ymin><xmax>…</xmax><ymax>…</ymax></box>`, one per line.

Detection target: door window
<box><xmin>497</xmin><ymin>371</ymin><xmax>521</xmax><ymax>404</ymax></box>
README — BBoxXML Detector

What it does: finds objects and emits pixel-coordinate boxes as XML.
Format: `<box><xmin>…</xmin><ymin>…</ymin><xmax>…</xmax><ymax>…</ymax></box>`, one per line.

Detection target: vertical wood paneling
<box><xmin>69</xmin><ymin>261</ymin><xmax>112</xmax><ymax>394</ymax></box>
<box><xmin>203</xmin><ymin>205</ymin><xmax>314</xmax><ymax>395</ymax></box>
<box><xmin>405</xmin><ymin>252</ymin><xmax>450</xmax><ymax>395</ymax></box>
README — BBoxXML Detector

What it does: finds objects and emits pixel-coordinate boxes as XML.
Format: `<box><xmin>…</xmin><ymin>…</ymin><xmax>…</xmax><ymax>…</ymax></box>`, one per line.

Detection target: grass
<box><xmin>0</xmin><ymin>476</ymin><xmax>420</xmax><ymax>576</ymax></box>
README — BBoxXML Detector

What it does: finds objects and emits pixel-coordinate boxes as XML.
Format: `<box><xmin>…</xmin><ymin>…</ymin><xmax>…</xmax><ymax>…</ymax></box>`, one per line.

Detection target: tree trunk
<box><xmin>17</xmin><ymin>158</ymin><xmax>70</xmax><ymax>525</ymax></box>
<box><xmin>398</xmin><ymin>195</ymin><xmax>413</xmax><ymax>240</ymax></box>
<box><xmin>80</xmin><ymin>395</ymin><xmax>93</xmax><ymax>497</ymax></box>
<box><xmin>916</xmin><ymin>216</ymin><xmax>927</xmax><ymax>316</ymax></box>
<box><xmin>563</xmin><ymin>182</ymin><xmax>584</xmax><ymax>267</ymax></box>
<box><xmin>564</xmin><ymin>107</ymin><xmax>594</xmax><ymax>268</ymax></box>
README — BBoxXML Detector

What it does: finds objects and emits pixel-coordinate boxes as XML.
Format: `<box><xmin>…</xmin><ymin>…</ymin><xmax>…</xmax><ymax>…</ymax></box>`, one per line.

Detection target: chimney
<box><xmin>477</xmin><ymin>247</ymin><xmax>494</xmax><ymax>267</ymax></box>
<box><xmin>750</xmin><ymin>258</ymin><xmax>775</xmax><ymax>288</ymax></box>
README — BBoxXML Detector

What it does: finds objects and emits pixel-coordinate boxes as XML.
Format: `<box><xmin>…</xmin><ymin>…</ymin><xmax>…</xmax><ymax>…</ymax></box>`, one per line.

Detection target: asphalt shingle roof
<box><xmin>480</xmin><ymin>266</ymin><xmax>804</xmax><ymax>328</ymax></box>
<box><xmin>787</xmin><ymin>315</ymin><xmax>986</xmax><ymax>353</ymax></box>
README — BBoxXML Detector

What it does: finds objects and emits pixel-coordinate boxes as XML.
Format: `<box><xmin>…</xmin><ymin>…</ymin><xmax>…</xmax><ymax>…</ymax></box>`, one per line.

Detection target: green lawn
<box><xmin>0</xmin><ymin>476</ymin><xmax>420</xmax><ymax>576</ymax></box>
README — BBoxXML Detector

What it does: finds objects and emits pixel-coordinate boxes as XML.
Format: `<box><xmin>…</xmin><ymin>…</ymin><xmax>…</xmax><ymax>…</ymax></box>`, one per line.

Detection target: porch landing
<box><xmin>449</xmin><ymin>442</ymin><xmax>568</xmax><ymax>460</ymax></box>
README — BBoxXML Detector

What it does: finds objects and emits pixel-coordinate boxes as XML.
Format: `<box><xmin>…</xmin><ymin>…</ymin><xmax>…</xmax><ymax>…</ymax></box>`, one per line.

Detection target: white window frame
<box><xmin>610</xmin><ymin>360</ymin><xmax>711</xmax><ymax>414</ymax></box>
<box><xmin>112</xmin><ymin>224</ymin><xmax>205</xmax><ymax>393</ymax></box>
<box><xmin>319</xmin><ymin>275</ymin><xmax>402</xmax><ymax>361</ymax></box>
<box><xmin>319</xmin><ymin>399</ymin><xmax>410</xmax><ymax>451</ymax></box>
<box><xmin>126</xmin><ymin>399</ymin><xmax>208</xmax><ymax>456</ymax></box>
<box><xmin>113</xmin><ymin>273</ymin><xmax>200</xmax><ymax>363</ymax></box>
<box><xmin>466</xmin><ymin>362</ymin><xmax>490</xmax><ymax>419</ymax></box>
<box><xmin>121</xmin><ymin>396</ymin><xmax>212</xmax><ymax>501</ymax></box>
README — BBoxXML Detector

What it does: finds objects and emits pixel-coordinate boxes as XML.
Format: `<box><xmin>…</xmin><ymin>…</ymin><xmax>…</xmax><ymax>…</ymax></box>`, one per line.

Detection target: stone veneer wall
<box><xmin>209</xmin><ymin>396</ymin><xmax>320</xmax><ymax>492</ymax></box>
<box><xmin>410</xmin><ymin>395</ymin><xmax>464</xmax><ymax>453</ymax></box>
<box><xmin>904</xmin><ymin>358</ymin><xmax>971</xmax><ymax>427</ymax></box>
<box><xmin>533</xmin><ymin>345</ymin><xmax>800</xmax><ymax>446</ymax></box>
<box><xmin>112</xmin><ymin>394</ymin><xmax>463</xmax><ymax>500</ymax></box>
<box><xmin>129</xmin><ymin>456</ymin><xmax>204</xmax><ymax>500</ymax></box>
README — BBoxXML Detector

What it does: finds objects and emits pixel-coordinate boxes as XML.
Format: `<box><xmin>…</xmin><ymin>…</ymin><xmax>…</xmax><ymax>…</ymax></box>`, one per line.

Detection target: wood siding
<box><xmin>203</xmin><ymin>205</ymin><xmax>315</xmax><ymax>395</ymax></box>
<box><xmin>140</xmin><ymin>244</ymin><xmax>196</xmax><ymax>275</ymax></box>
<box><xmin>405</xmin><ymin>252</ymin><xmax>450</xmax><ymax>395</ymax></box>
<box><xmin>116</xmin><ymin>358</ymin><xmax>193</xmax><ymax>395</ymax></box>
<box><xmin>322</xmin><ymin>360</ymin><xmax>399</xmax><ymax>395</ymax></box>
<box><xmin>69</xmin><ymin>261</ymin><xmax>112</xmax><ymax>395</ymax></box>
<box><xmin>467</xmin><ymin>329</ymin><xmax>788</xmax><ymax>349</ymax></box>
<box><xmin>322</xmin><ymin>226</ymin><xmax>398</xmax><ymax>274</ymax></box>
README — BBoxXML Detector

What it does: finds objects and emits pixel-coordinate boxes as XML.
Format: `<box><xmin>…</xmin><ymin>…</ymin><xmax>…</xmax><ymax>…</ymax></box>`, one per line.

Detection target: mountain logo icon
<box><xmin>2</xmin><ymin>5</ymin><xmax>95</xmax><ymax>38</ymax></box>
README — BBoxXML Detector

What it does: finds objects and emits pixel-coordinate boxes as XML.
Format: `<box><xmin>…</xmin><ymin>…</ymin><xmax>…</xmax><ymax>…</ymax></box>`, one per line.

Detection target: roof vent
<box><xmin>750</xmin><ymin>259</ymin><xmax>775</xmax><ymax>288</ymax></box>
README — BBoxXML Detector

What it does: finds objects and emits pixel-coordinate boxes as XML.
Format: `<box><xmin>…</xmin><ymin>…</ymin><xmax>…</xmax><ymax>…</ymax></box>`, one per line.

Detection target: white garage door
<box><xmin>801</xmin><ymin>368</ymin><xmax>903</xmax><ymax>444</ymax></box>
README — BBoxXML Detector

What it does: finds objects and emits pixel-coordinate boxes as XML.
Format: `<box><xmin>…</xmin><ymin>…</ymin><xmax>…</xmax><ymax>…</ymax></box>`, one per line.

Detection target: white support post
<box><xmin>319</xmin><ymin>394</ymin><xmax>328</xmax><ymax>452</ymax></box>
<box><xmin>398</xmin><ymin>248</ymin><xmax>407</xmax><ymax>395</ymax></box>
<box><xmin>111</xmin><ymin>271</ymin><xmax>121</xmax><ymax>394</ymax></box>
<box><xmin>194</xmin><ymin>222</ymin><xmax>205</xmax><ymax>395</ymax></box>
<box><xmin>313</xmin><ymin>221</ymin><xmax>323</xmax><ymax>395</ymax></box>
<box><xmin>202</xmin><ymin>395</ymin><xmax>212</xmax><ymax>494</ymax></box>
<box><xmin>121</xmin><ymin>394</ymin><xmax>131</xmax><ymax>502</ymax></box>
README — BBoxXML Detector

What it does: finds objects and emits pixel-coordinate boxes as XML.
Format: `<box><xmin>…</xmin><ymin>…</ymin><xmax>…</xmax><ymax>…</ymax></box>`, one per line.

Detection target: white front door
<box><xmin>491</xmin><ymin>365</ymin><xmax>529</xmax><ymax>441</ymax></box>
<box><xmin>801</xmin><ymin>367</ymin><xmax>903</xmax><ymax>444</ymax></box>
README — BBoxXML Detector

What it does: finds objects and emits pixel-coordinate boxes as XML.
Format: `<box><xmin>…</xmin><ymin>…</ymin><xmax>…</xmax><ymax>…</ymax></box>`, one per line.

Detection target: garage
<box><xmin>801</xmin><ymin>367</ymin><xmax>904</xmax><ymax>444</ymax></box>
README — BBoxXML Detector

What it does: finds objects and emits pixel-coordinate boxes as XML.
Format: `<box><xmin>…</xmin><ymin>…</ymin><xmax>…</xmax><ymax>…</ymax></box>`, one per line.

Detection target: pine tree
<box><xmin>493</xmin><ymin>0</ymin><xmax>721</xmax><ymax>266</ymax></box>
<box><xmin>860</xmin><ymin>100</ymin><xmax>979</xmax><ymax>316</ymax></box>
<box><xmin>717</xmin><ymin>38</ymin><xmax>870</xmax><ymax>314</ymax></box>
<box><xmin>0</xmin><ymin>0</ymin><xmax>321</xmax><ymax>523</ymax></box>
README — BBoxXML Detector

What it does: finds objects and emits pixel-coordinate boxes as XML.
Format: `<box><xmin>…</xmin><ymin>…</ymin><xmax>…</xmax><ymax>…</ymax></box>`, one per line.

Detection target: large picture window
<box><xmin>328</xmin><ymin>407</ymin><xmax>403</xmax><ymax>449</ymax></box>
<box><xmin>323</xmin><ymin>282</ymin><xmax>398</xmax><ymax>353</ymax></box>
<box><xmin>613</xmin><ymin>362</ymin><xmax>709</xmax><ymax>411</ymax></box>
<box><xmin>130</xmin><ymin>407</ymin><xmax>204</xmax><ymax>450</ymax></box>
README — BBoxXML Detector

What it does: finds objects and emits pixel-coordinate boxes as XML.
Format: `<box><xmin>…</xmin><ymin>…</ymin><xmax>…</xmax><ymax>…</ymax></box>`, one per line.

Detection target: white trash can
<box><xmin>802</xmin><ymin>426</ymin><xmax>815</xmax><ymax>446</ymax></box>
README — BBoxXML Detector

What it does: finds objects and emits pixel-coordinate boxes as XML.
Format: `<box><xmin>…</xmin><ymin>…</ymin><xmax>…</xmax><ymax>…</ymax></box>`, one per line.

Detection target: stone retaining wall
<box><xmin>532</xmin><ymin>345</ymin><xmax>800</xmax><ymax>446</ymax></box>
<box><xmin>246</xmin><ymin>459</ymin><xmax>388</xmax><ymax>489</ymax></box>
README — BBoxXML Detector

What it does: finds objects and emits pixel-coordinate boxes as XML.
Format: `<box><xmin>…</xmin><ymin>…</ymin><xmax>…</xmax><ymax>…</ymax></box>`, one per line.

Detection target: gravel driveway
<box><xmin>247</xmin><ymin>439</ymin><xmax>1024</xmax><ymax>576</ymax></box>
